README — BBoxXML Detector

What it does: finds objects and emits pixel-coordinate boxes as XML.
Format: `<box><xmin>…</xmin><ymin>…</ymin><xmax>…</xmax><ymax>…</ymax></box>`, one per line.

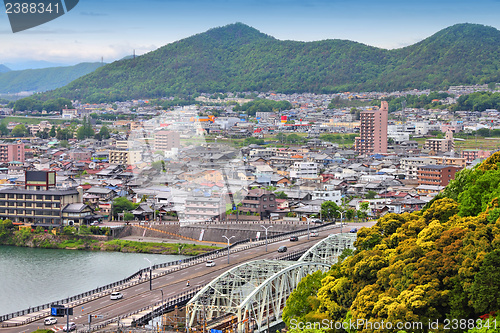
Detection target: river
<box><xmin>0</xmin><ymin>246</ymin><xmax>187</xmax><ymax>315</ymax></box>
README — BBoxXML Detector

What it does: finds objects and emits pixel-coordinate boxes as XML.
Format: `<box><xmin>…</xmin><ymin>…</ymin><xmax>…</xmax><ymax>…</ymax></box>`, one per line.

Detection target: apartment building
<box><xmin>182</xmin><ymin>196</ymin><xmax>225</xmax><ymax>222</ymax></box>
<box><xmin>0</xmin><ymin>144</ymin><xmax>25</xmax><ymax>163</ymax></box>
<box><xmin>424</xmin><ymin>130</ymin><xmax>454</xmax><ymax>153</ymax></box>
<box><xmin>289</xmin><ymin>162</ymin><xmax>318</xmax><ymax>180</ymax></box>
<box><xmin>417</xmin><ymin>165</ymin><xmax>461</xmax><ymax>186</ymax></box>
<box><xmin>154</xmin><ymin>130</ymin><xmax>180</xmax><ymax>152</ymax></box>
<box><xmin>355</xmin><ymin>101</ymin><xmax>388</xmax><ymax>155</ymax></box>
<box><xmin>109</xmin><ymin>149</ymin><xmax>142</xmax><ymax>165</ymax></box>
<box><xmin>238</xmin><ymin>189</ymin><xmax>276</xmax><ymax>219</ymax></box>
<box><xmin>461</xmin><ymin>149</ymin><xmax>492</xmax><ymax>163</ymax></box>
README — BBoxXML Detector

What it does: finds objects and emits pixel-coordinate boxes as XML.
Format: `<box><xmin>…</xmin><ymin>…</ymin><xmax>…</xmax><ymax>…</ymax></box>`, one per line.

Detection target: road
<box><xmin>0</xmin><ymin>222</ymin><xmax>373</xmax><ymax>333</ymax></box>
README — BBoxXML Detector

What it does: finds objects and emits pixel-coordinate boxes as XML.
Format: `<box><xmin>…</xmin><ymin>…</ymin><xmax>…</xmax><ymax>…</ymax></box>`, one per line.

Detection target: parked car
<box><xmin>349</xmin><ymin>228</ymin><xmax>358</xmax><ymax>233</ymax></box>
<box><xmin>278</xmin><ymin>246</ymin><xmax>287</xmax><ymax>253</ymax></box>
<box><xmin>206</xmin><ymin>260</ymin><xmax>216</xmax><ymax>267</ymax></box>
<box><xmin>289</xmin><ymin>236</ymin><xmax>299</xmax><ymax>242</ymax></box>
<box><xmin>62</xmin><ymin>322</ymin><xmax>76</xmax><ymax>332</ymax></box>
<box><xmin>309</xmin><ymin>231</ymin><xmax>319</xmax><ymax>237</ymax></box>
<box><xmin>110</xmin><ymin>292</ymin><xmax>123</xmax><ymax>300</ymax></box>
<box><xmin>312</xmin><ymin>219</ymin><xmax>323</xmax><ymax>224</ymax></box>
<box><xmin>44</xmin><ymin>317</ymin><xmax>57</xmax><ymax>325</ymax></box>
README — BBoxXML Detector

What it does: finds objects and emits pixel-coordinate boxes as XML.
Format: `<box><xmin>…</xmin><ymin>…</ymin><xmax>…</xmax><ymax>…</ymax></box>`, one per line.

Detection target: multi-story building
<box><xmin>238</xmin><ymin>189</ymin><xmax>276</xmax><ymax>219</ymax></box>
<box><xmin>355</xmin><ymin>101</ymin><xmax>388</xmax><ymax>155</ymax></box>
<box><xmin>182</xmin><ymin>196</ymin><xmax>225</xmax><ymax>223</ymax></box>
<box><xmin>400</xmin><ymin>157</ymin><xmax>437</xmax><ymax>180</ymax></box>
<box><xmin>424</xmin><ymin>130</ymin><xmax>454</xmax><ymax>153</ymax></box>
<box><xmin>311</xmin><ymin>184</ymin><xmax>342</xmax><ymax>205</ymax></box>
<box><xmin>417</xmin><ymin>165</ymin><xmax>461</xmax><ymax>186</ymax></box>
<box><xmin>109</xmin><ymin>149</ymin><xmax>142</xmax><ymax>166</ymax></box>
<box><xmin>0</xmin><ymin>186</ymin><xmax>92</xmax><ymax>226</ymax></box>
<box><xmin>154</xmin><ymin>130</ymin><xmax>180</xmax><ymax>152</ymax></box>
<box><xmin>289</xmin><ymin>162</ymin><xmax>318</xmax><ymax>180</ymax></box>
<box><xmin>461</xmin><ymin>149</ymin><xmax>492</xmax><ymax>163</ymax></box>
<box><xmin>0</xmin><ymin>144</ymin><xmax>25</xmax><ymax>163</ymax></box>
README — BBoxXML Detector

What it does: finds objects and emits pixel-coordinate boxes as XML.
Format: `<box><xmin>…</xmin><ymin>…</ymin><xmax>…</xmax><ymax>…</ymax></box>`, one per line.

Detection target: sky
<box><xmin>1</xmin><ymin>0</ymin><xmax>500</xmax><ymax>69</ymax></box>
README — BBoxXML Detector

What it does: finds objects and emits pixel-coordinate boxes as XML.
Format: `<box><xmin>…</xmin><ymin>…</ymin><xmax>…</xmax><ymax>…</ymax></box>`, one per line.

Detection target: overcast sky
<box><xmin>2</xmin><ymin>0</ymin><xmax>500</xmax><ymax>69</ymax></box>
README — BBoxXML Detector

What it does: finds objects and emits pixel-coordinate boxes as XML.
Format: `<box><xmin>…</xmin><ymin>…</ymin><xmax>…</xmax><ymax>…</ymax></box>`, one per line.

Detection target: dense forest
<box><xmin>31</xmin><ymin>23</ymin><xmax>500</xmax><ymax>103</ymax></box>
<box><xmin>283</xmin><ymin>153</ymin><xmax>500</xmax><ymax>332</ymax></box>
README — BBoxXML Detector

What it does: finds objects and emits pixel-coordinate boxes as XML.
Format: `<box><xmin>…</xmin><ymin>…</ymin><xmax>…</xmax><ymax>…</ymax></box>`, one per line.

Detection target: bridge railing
<box><xmin>0</xmin><ymin>222</ymin><xmax>339</xmax><ymax>324</ymax></box>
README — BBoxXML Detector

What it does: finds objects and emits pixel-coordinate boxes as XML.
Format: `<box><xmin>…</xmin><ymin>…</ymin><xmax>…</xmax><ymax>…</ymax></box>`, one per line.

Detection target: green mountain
<box><xmin>0</xmin><ymin>65</ymin><xmax>10</xmax><ymax>73</ymax></box>
<box><xmin>40</xmin><ymin>23</ymin><xmax>500</xmax><ymax>102</ymax></box>
<box><xmin>0</xmin><ymin>62</ymin><xmax>104</xmax><ymax>94</ymax></box>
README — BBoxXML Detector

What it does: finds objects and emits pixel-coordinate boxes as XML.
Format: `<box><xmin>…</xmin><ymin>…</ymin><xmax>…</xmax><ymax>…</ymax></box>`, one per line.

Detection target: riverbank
<box><xmin>0</xmin><ymin>227</ymin><xmax>220</xmax><ymax>256</ymax></box>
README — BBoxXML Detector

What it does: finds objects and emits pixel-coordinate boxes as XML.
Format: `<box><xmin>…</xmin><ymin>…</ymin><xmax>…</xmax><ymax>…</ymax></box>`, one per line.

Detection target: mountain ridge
<box><xmin>36</xmin><ymin>22</ymin><xmax>500</xmax><ymax>102</ymax></box>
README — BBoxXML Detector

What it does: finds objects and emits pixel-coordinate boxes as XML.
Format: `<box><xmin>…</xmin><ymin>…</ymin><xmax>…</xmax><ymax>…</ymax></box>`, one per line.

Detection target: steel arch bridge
<box><xmin>298</xmin><ymin>233</ymin><xmax>357</xmax><ymax>264</ymax></box>
<box><xmin>186</xmin><ymin>260</ymin><xmax>330</xmax><ymax>333</ymax></box>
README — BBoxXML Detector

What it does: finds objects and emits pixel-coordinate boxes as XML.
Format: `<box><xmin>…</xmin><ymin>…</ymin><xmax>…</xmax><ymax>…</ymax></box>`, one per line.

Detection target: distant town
<box><xmin>0</xmin><ymin>84</ymin><xmax>497</xmax><ymax>229</ymax></box>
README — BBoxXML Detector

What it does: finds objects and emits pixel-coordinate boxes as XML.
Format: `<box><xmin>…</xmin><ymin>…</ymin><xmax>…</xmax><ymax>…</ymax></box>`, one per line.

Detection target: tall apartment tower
<box><xmin>355</xmin><ymin>101</ymin><xmax>388</xmax><ymax>155</ymax></box>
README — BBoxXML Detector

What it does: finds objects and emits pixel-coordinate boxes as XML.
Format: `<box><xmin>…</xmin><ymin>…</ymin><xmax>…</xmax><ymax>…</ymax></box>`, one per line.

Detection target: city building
<box><xmin>417</xmin><ymin>165</ymin><xmax>461</xmax><ymax>186</ymax></box>
<box><xmin>238</xmin><ymin>189</ymin><xmax>276</xmax><ymax>219</ymax></box>
<box><xmin>0</xmin><ymin>144</ymin><xmax>25</xmax><ymax>163</ymax></box>
<box><xmin>355</xmin><ymin>101</ymin><xmax>388</xmax><ymax>155</ymax></box>
<box><xmin>154</xmin><ymin>130</ymin><xmax>180</xmax><ymax>152</ymax></box>
<box><xmin>424</xmin><ymin>130</ymin><xmax>454</xmax><ymax>153</ymax></box>
<box><xmin>289</xmin><ymin>162</ymin><xmax>318</xmax><ymax>180</ymax></box>
<box><xmin>461</xmin><ymin>149</ymin><xmax>492</xmax><ymax>163</ymax></box>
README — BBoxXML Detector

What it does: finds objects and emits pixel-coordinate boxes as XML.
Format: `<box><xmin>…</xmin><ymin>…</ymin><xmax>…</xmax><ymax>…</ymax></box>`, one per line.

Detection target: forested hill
<box><xmin>0</xmin><ymin>62</ymin><xmax>104</xmax><ymax>94</ymax></box>
<box><xmin>39</xmin><ymin>22</ymin><xmax>500</xmax><ymax>103</ymax></box>
<box><xmin>283</xmin><ymin>153</ymin><xmax>500</xmax><ymax>332</ymax></box>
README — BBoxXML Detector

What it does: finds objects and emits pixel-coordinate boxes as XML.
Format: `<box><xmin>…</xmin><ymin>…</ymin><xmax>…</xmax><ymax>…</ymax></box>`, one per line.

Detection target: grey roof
<box><xmin>0</xmin><ymin>187</ymin><xmax>78</xmax><ymax>195</ymax></box>
<box><xmin>62</xmin><ymin>203</ymin><xmax>88</xmax><ymax>213</ymax></box>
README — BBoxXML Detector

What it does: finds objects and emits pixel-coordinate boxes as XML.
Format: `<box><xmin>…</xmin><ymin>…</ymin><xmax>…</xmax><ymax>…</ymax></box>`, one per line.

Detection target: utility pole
<box><xmin>222</xmin><ymin>235</ymin><xmax>235</xmax><ymax>264</ymax></box>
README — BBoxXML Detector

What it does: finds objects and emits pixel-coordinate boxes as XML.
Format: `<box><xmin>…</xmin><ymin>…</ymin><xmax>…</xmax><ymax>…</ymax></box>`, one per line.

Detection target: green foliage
<box><xmin>283</xmin><ymin>271</ymin><xmax>327</xmax><ymax>328</ymax></box>
<box><xmin>319</xmin><ymin>133</ymin><xmax>357</xmax><ymax>146</ymax></box>
<box><xmin>11</xmin><ymin>124</ymin><xmax>29</xmax><ymax>137</ymax></box>
<box><xmin>283</xmin><ymin>153</ymin><xmax>500</xmax><ymax>330</ymax></box>
<box><xmin>27</xmin><ymin>23</ymin><xmax>500</xmax><ymax>102</ymax></box>
<box><xmin>453</xmin><ymin>91</ymin><xmax>500</xmax><ymax>112</ymax></box>
<box><xmin>275</xmin><ymin>191</ymin><xmax>288</xmax><ymax>199</ymax></box>
<box><xmin>76</xmin><ymin>116</ymin><xmax>94</xmax><ymax>140</ymax></box>
<box><xmin>233</xmin><ymin>99</ymin><xmax>292</xmax><ymax>116</ymax></box>
<box><xmin>321</xmin><ymin>201</ymin><xmax>340</xmax><ymax>221</ymax></box>
<box><xmin>123</xmin><ymin>212</ymin><xmax>135</xmax><ymax>221</ymax></box>
<box><xmin>112</xmin><ymin>197</ymin><xmax>139</xmax><ymax>216</ymax></box>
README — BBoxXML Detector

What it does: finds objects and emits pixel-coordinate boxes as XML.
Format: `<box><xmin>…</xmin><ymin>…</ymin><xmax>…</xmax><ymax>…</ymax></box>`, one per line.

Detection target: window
<box><xmin>36</xmin><ymin>195</ymin><xmax>43</xmax><ymax>200</ymax></box>
<box><xmin>25</xmin><ymin>195</ymin><xmax>32</xmax><ymax>200</ymax></box>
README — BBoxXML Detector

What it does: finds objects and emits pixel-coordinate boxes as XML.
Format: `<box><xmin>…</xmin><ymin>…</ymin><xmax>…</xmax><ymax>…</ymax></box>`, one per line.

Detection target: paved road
<box><xmin>0</xmin><ymin>222</ymin><xmax>374</xmax><ymax>333</ymax></box>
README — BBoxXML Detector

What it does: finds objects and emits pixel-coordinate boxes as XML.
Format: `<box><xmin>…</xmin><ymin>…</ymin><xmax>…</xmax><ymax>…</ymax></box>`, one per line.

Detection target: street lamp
<box><xmin>222</xmin><ymin>235</ymin><xmax>235</xmax><ymax>264</ymax></box>
<box><xmin>339</xmin><ymin>211</ymin><xmax>345</xmax><ymax>233</ymax></box>
<box><xmin>144</xmin><ymin>258</ymin><xmax>155</xmax><ymax>291</ymax></box>
<box><xmin>261</xmin><ymin>225</ymin><xmax>272</xmax><ymax>252</ymax></box>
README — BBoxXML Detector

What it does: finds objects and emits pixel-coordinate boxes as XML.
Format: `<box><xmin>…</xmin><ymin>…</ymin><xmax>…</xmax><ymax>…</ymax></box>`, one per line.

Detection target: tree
<box><xmin>76</xmin><ymin>116</ymin><xmax>94</xmax><ymax>140</ymax></box>
<box><xmin>275</xmin><ymin>191</ymin><xmax>288</xmax><ymax>199</ymax></box>
<box><xmin>321</xmin><ymin>201</ymin><xmax>340</xmax><ymax>221</ymax></box>
<box><xmin>471</xmin><ymin>250</ymin><xmax>500</xmax><ymax>314</ymax></box>
<box><xmin>11</xmin><ymin>124</ymin><xmax>28</xmax><ymax>137</ymax></box>
<box><xmin>0</xmin><ymin>123</ymin><xmax>8</xmax><ymax>136</ymax></box>
<box><xmin>365</xmin><ymin>190</ymin><xmax>377</xmax><ymax>199</ymax></box>
<box><xmin>112</xmin><ymin>197</ymin><xmax>138</xmax><ymax>216</ymax></box>
<box><xmin>49</xmin><ymin>126</ymin><xmax>56</xmax><ymax>137</ymax></box>
<box><xmin>36</xmin><ymin>128</ymin><xmax>49</xmax><ymax>139</ymax></box>
<box><xmin>357</xmin><ymin>202</ymin><xmax>370</xmax><ymax>221</ymax></box>
<box><xmin>97</xmin><ymin>125</ymin><xmax>110</xmax><ymax>140</ymax></box>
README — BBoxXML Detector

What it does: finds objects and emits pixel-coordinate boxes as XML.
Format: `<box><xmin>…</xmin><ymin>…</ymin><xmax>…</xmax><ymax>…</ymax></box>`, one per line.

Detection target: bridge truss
<box><xmin>298</xmin><ymin>233</ymin><xmax>357</xmax><ymax>264</ymax></box>
<box><xmin>186</xmin><ymin>260</ymin><xmax>330</xmax><ymax>333</ymax></box>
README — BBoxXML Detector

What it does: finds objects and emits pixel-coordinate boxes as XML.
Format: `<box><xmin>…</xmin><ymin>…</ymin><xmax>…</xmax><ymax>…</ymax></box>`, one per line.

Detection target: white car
<box><xmin>44</xmin><ymin>317</ymin><xmax>57</xmax><ymax>325</ymax></box>
<box><xmin>310</xmin><ymin>231</ymin><xmax>319</xmax><ymax>237</ymax></box>
<box><xmin>206</xmin><ymin>260</ymin><xmax>216</xmax><ymax>267</ymax></box>
<box><xmin>62</xmin><ymin>322</ymin><xmax>76</xmax><ymax>332</ymax></box>
<box><xmin>110</xmin><ymin>292</ymin><xmax>123</xmax><ymax>300</ymax></box>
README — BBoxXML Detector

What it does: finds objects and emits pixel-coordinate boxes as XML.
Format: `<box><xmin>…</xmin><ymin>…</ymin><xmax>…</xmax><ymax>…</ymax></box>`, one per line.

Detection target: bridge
<box><xmin>185</xmin><ymin>233</ymin><xmax>357</xmax><ymax>333</ymax></box>
<box><xmin>0</xmin><ymin>223</ymin><xmax>366</xmax><ymax>333</ymax></box>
